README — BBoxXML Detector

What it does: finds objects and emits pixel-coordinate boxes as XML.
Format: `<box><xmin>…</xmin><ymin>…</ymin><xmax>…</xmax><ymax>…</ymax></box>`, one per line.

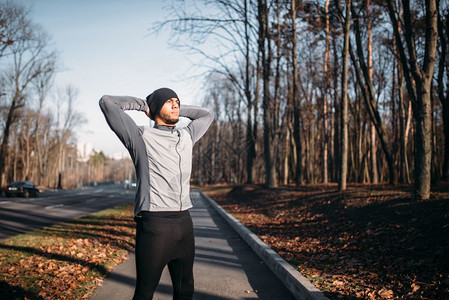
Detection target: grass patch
<box><xmin>0</xmin><ymin>202</ymin><xmax>135</xmax><ymax>300</ymax></box>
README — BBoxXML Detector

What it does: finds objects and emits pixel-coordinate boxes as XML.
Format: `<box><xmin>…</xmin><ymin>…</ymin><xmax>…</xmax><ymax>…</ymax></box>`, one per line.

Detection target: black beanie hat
<box><xmin>146</xmin><ymin>87</ymin><xmax>179</xmax><ymax>119</ymax></box>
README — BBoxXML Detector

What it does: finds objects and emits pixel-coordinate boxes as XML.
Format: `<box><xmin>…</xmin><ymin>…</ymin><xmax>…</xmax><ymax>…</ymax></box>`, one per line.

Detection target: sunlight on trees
<box><xmin>162</xmin><ymin>0</ymin><xmax>447</xmax><ymax>201</ymax></box>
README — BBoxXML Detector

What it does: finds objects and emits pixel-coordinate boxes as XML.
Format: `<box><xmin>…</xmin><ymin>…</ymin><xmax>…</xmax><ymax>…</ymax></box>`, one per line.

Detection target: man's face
<box><xmin>156</xmin><ymin>98</ymin><xmax>180</xmax><ymax>125</ymax></box>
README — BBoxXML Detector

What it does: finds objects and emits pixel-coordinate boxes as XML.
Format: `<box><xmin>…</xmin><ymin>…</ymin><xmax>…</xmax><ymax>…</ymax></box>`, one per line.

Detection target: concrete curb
<box><xmin>200</xmin><ymin>191</ymin><xmax>329</xmax><ymax>300</ymax></box>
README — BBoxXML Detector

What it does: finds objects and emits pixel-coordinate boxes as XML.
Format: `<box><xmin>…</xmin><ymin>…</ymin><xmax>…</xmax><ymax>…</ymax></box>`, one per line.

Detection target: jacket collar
<box><xmin>154</xmin><ymin>124</ymin><xmax>176</xmax><ymax>132</ymax></box>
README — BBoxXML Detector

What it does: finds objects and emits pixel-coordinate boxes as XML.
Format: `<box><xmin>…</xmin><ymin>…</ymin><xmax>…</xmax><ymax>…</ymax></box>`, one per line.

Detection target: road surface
<box><xmin>0</xmin><ymin>185</ymin><xmax>133</xmax><ymax>240</ymax></box>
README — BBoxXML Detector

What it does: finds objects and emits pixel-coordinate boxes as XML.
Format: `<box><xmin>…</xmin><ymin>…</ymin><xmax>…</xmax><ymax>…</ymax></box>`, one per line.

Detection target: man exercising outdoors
<box><xmin>99</xmin><ymin>87</ymin><xmax>214</xmax><ymax>300</ymax></box>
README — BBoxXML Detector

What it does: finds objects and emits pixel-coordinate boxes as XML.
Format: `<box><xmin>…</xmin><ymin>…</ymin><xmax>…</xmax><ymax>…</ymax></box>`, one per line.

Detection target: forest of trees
<box><xmin>156</xmin><ymin>0</ymin><xmax>448</xmax><ymax>201</ymax></box>
<box><xmin>0</xmin><ymin>1</ymin><xmax>134</xmax><ymax>189</ymax></box>
<box><xmin>1</xmin><ymin>0</ymin><xmax>447</xmax><ymax>200</ymax></box>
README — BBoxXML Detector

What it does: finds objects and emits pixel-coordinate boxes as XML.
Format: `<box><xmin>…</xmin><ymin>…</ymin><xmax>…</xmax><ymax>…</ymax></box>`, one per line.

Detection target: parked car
<box><xmin>5</xmin><ymin>181</ymin><xmax>39</xmax><ymax>198</ymax></box>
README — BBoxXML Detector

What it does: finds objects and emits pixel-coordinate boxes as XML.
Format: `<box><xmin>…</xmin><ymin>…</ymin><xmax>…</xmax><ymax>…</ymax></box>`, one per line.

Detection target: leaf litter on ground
<box><xmin>202</xmin><ymin>183</ymin><xmax>449</xmax><ymax>300</ymax></box>
<box><xmin>0</xmin><ymin>202</ymin><xmax>135</xmax><ymax>300</ymax></box>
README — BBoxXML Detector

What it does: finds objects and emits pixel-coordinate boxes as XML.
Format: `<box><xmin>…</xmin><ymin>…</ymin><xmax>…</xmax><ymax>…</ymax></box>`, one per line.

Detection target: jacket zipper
<box><xmin>175</xmin><ymin>130</ymin><xmax>182</xmax><ymax>210</ymax></box>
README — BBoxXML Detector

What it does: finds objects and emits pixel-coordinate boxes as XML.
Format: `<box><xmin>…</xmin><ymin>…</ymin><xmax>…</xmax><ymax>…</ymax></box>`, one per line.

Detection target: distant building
<box><xmin>77</xmin><ymin>142</ymin><xmax>93</xmax><ymax>162</ymax></box>
<box><xmin>110</xmin><ymin>151</ymin><xmax>131</xmax><ymax>160</ymax></box>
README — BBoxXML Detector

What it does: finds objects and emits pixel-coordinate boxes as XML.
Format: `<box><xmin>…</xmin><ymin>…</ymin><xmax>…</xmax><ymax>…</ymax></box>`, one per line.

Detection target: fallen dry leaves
<box><xmin>0</xmin><ymin>203</ymin><xmax>135</xmax><ymax>299</ymax></box>
<box><xmin>203</xmin><ymin>183</ymin><xmax>449</xmax><ymax>300</ymax></box>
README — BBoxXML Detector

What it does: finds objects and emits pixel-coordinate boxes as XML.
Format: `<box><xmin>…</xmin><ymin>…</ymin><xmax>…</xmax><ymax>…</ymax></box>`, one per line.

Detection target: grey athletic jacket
<box><xmin>99</xmin><ymin>95</ymin><xmax>213</xmax><ymax>216</ymax></box>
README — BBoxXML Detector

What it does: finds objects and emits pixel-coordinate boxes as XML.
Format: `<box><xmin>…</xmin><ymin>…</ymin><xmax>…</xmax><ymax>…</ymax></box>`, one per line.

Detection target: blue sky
<box><xmin>18</xmin><ymin>0</ymin><xmax>208</xmax><ymax>156</ymax></box>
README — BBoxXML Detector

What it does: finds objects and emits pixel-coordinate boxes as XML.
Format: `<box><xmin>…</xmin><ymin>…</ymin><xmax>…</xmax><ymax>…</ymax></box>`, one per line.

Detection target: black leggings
<box><xmin>133</xmin><ymin>210</ymin><xmax>195</xmax><ymax>300</ymax></box>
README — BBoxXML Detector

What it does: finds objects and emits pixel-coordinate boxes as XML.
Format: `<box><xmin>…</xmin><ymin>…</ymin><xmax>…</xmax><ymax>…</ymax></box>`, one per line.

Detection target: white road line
<box><xmin>45</xmin><ymin>204</ymin><xmax>64</xmax><ymax>209</ymax></box>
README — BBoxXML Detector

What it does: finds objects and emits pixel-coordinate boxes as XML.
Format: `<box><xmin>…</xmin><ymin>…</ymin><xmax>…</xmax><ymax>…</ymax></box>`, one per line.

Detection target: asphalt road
<box><xmin>0</xmin><ymin>185</ymin><xmax>134</xmax><ymax>240</ymax></box>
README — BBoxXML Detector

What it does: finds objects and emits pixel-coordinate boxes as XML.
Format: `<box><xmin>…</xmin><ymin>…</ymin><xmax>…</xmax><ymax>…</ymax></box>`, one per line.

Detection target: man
<box><xmin>99</xmin><ymin>87</ymin><xmax>214</xmax><ymax>300</ymax></box>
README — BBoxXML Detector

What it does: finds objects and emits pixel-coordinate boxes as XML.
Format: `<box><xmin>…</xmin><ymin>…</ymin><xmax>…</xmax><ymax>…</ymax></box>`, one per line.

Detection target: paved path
<box><xmin>90</xmin><ymin>191</ymin><xmax>296</xmax><ymax>300</ymax></box>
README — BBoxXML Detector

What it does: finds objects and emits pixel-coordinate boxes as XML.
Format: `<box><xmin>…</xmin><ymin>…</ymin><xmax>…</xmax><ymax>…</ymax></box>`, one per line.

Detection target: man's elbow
<box><xmin>99</xmin><ymin>95</ymin><xmax>112</xmax><ymax>108</ymax></box>
<box><xmin>99</xmin><ymin>96</ymin><xmax>116</xmax><ymax>115</ymax></box>
<box><xmin>205</xmin><ymin>107</ymin><xmax>215</xmax><ymax>121</ymax></box>
<box><xmin>99</xmin><ymin>95</ymin><xmax>111</xmax><ymax>103</ymax></box>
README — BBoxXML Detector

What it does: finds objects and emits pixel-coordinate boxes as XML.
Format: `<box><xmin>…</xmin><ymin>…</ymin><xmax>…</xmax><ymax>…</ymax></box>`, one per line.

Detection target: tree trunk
<box><xmin>398</xmin><ymin>65</ymin><xmax>409</xmax><ymax>183</ymax></box>
<box><xmin>292</xmin><ymin>0</ymin><xmax>303</xmax><ymax>185</ymax></box>
<box><xmin>442</xmin><ymin>102</ymin><xmax>449</xmax><ymax>180</ymax></box>
<box><xmin>12</xmin><ymin>131</ymin><xmax>18</xmax><ymax>181</ymax></box>
<box><xmin>322</xmin><ymin>0</ymin><xmax>330</xmax><ymax>184</ymax></box>
<box><xmin>404</xmin><ymin>102</ymin><xmax>413</xmax><ymax>183</ymax></box>
<box><xmin>212</xmin><ymin>121</ymin><xmax>220</xmax><ymax>182</ymax></box>
<box><xmin>258</xmin><ymin>0</ymin><xmax>277</xmax><ymax>187</ymax></box>
<box><xmin>254</xmin><ymin>50</ymin><xmax>261</xmax><ymax>183</ymax></box>
<box><xmin>437</xmin><ymin>7</ymin><xmax>449</xmax><ymax>180</ymax></box>
<box><xmin>0</xmin><ymin>94</ymin><xmax>21</xmax><ymax>186</ymax></box>
<box><xmin>331</xmin><ymin>30</ymin><xmax>340</xmax><ymax>183</ymax></box>
<box><xmin>366</xmin><ymin>0</ymin><xmax>379</xmax><ymax>184</ymax></box>
<box><xmin>370</xmin><ymin>125</ymin><xmax>378</xmax><ymax>183</ymax></box>
<box><xmin>395</xmin><ymin>6</ymin><xmax>409</xmax><ymax>184</ymax></box>
<box><xmin>244</xmin><ymin>0</ymin><xmax>256</xmax><ymax>184</ymax></box>
<box><xmin>283</xmin><ymin>123</ymin><xmax>291</xmax><ymax>185</ymax></box>
<box><xmin>338</xmin><ymin>0</ymin><xmax>351</xmax><ymax>191</ymax></box>
<box><xmin>413</xmin><ymin>86</ymin><xmax>433</xmax><ymax>200</ymax></box>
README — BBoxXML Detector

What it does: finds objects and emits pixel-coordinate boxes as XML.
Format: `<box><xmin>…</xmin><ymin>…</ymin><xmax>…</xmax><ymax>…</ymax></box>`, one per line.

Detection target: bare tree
<box><xmin>322</xmin><ymin>0</ymin><xmax>331</xmax><ymax>184</ymax></box>
<box><xmin>386</xmin><ymin>0</ymin><xmax>439</xmax><ymax>200</ymax></box>
<box><xmin>436</xmin><ymin>1</ymin><xmax>449</xmax><ymax>180</ymax></box>
<box><xmin>0</xmin><ymin>1</ymin><xmax>25</xmax><ymax>59</ymax></box>
<box><xmin>258</xmin><ymin>0</ymin><xmax>277</xmax><ymax>187</ymax></box>
<box><xmin>53</xmin><ymin>85</ymin><xmax>84</xmax><ymax>189</ymax></box>
<box><xmin>291</xmin><ymin>0</ymin><xmax>304</xmax><ymax>185</ymax></box>
<box><xmin>350</xmin><ymin>2</ymin><xmax>397</xmax><ymax>185</ymax></box>
<box><xmin>32</xmin><ymin>56</ymin><xmax>56</xmax><ymax>185</ymax></box>
<box><xmin>0</xmin><ymin>2</ymin><xmax>56</xmax><ymax>186</ymax></box>
<box><xmin>336</xmin><ymin>0</ymin><xmax>351</xmax><ymax>191</ymax></box>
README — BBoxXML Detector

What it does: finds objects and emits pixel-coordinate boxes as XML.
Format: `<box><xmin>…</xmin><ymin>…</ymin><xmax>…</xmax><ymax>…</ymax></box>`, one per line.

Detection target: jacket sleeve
<box><xmin>99</xmin><ymin>95</ymin><xmax>148</xmax><ymax>151</ymax></box>
<box><xmin>180</xmin><ymin>105</ymin><xmax>214</xmax><ymax>144</ymax></box>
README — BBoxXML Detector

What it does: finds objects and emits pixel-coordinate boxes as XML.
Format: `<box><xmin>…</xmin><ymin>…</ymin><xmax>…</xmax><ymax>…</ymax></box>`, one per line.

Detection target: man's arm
<box><xmin>181</xmin><ymin>105</ymin><xmax>214</xmax><ymax>143</ymax></box>
<box><xmin>99</xmin><ymin>95</ymin><xmax>148</xmax><ymax>150</ymax></box>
